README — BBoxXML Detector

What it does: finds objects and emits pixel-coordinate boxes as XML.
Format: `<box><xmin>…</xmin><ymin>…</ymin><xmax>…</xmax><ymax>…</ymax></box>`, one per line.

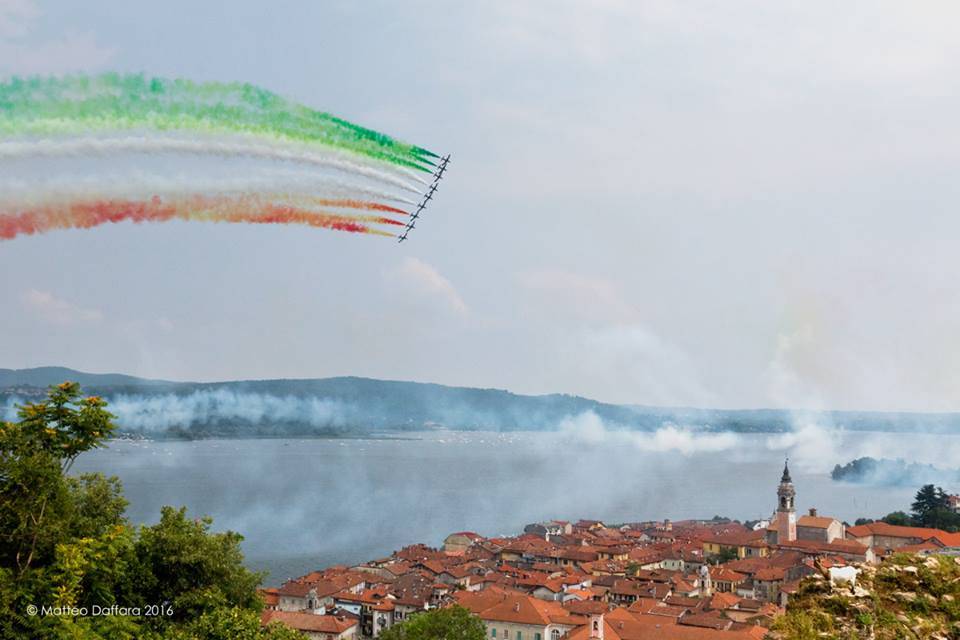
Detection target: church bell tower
<box><xmin>776</xmin><ymin>458</ymin><xmax>797</xmax><ymax>543</ymax></box>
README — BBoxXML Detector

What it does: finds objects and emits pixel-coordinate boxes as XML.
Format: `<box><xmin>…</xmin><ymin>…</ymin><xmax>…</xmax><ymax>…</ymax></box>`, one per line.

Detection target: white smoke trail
<box><xmin>0</xmin><ymin>169</ymin><xmax>418</xmax><ymax>207</ymax></box>
<box><xmin>0</xmin><ymin>134</ymin><xmax>427</xmax><ymax>193</ymax></box>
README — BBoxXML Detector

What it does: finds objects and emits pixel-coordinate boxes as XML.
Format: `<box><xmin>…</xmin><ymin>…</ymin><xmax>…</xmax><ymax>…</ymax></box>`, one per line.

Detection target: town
<box><xmin>258</xmin><ymin>462</ymin><xmax>960</xmax><ymax>639</ymax></box>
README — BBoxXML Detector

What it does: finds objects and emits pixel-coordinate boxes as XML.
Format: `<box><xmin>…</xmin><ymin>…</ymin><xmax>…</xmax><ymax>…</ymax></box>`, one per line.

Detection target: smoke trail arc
<box><xmin>0</xmin><ymin>171</ymin><xmax>420</xmax><ymax>206</ymax></box>
<box><xmin>0</xmin><ymin>136</ymin><xmax>427</xmax><ymax>193</ymax></box>
<box><xmin>0</xmin><ymin>195</ymin><xmax>404</xmax><ymax>241</ymax></box>
<box><xmin>0</xmin><ymin>74</ymin><xmax>437</xmax><ymax>172</ymax></box>
<box><xmin>0</xmin><ymin>73</ymin><xmax>450</xmax><ymax>241</ymax></box>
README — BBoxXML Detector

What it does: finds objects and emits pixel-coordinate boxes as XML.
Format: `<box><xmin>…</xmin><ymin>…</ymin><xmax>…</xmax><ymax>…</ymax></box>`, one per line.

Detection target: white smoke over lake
<box><xmin>104</xmin><ymin>390</ymin><xmax>351</xmax><ymax>431</ymax></box>
<box><xmin>1</xmin><ymin>397</ymin><xmax>20</xmax><ymax>422</ymax></box>
<box><xmin>765</xmin><ymin>419</ymin><xmax>844</xmax><ymax>473</ymax></box>
<box><xmin>558</xmin><ymin>410</ymin><xmax>739</xmax><ymax>454</ymax></box>
<box><xmin>1</xmin><ymin>390</ymin><xmax>353</xmax><ymax>431</ymax></box>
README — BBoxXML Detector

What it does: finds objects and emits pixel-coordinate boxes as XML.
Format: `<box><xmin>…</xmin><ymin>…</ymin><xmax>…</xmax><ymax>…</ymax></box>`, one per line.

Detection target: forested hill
<box><xmin>0</xmin><ymin>366</ymin><xmax>171</xmax><ymax>388</ymax></box>
<box><xmin>3</xmin><ymin>367</ymin><xmax>960</xmax><ymax>439</ymax></box>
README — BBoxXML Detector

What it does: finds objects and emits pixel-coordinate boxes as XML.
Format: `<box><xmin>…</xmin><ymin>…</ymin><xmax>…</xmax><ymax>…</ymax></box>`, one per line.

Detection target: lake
<box><xmin>71</xmin><ymin>427</ymin><xmax>958</xmax><ymax>585</ymax></box>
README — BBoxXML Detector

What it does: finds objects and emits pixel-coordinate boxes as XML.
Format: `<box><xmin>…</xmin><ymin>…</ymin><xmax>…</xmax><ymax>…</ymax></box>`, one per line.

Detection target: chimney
<box><xmin>809</xmin><ymin>508</ymin><xmax>818</xmax><ymax>517</ymax></box>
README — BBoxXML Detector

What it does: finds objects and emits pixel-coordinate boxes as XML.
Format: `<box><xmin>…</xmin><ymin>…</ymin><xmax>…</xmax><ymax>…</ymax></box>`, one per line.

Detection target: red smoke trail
<box><xmin>306</xmin><ymin>199</ymin><xmax>408</xmax><ymax>215</ymax></box>
<box><xmin>0</xmin><ymin>195</ymin><xmax>401</xmax><ymax>240</ymax></box>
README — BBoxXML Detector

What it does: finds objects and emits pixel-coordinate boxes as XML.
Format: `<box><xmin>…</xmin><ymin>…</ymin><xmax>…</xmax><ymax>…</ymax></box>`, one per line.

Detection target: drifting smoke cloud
<box><xmin>765</xmin><ymin>417</ymin><xmax>844</xmax><ymax>473</ymax></box>
<box><xmin>764</xmin><ymin>411</ymin><xmax>960</xmax><ymax>482</ymax></box>
<box><xmin>1</xmin><ymin>397</ymin><xmax>20</xmax><ymax>422</ymax></box>
<box><xmin>558</xmin><ymin>410</ymin><xmax>739</xmax><ymax>454</ymax></box>
<box><xmin>106</xmin><ymin>389</ymin><xmax>352</xmax><ymax>431</ymax></box>
<box><xmin>830</xmin><ymin>457</ymin><xmax>959</xmax><ymax>487</ymax></box>
<box><xmin>3</xmin><ymin>391</ymin><xmax>353</xmax><ymax>431</ymax></box>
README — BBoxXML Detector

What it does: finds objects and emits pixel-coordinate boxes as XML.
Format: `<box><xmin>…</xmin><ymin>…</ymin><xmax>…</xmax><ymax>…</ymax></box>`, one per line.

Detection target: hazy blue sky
<box><xmin>3</xmin><ymin>1</ymin><xmax>960</xmax><ymax>411</ymax></box>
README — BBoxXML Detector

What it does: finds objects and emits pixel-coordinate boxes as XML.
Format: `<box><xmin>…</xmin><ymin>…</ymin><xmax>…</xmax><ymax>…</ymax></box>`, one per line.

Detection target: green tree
<box><xmin>881</xmin><ymin>511</ymin><xmax>912</xmax><ymax>527</ymax></box>
<box><xmin>378</xmin><ymin>606</ymin><xmax>486</xmax><ymax>640</ymax></box>
<box><xmin>129</xmin><ymin>506</ymin><xmax>262</xmax><ymax>629</ymax></box>
<box><xmin>912</xmin><ymin>485</ymin><xmax>950</xmax><ymax>527</ymax></box>
<box><xmin>712</xmin><ymin>547</ymin><xmax>739</xmax><ymax>564</ymax></box>
<box><xmin>166</xmin><ymin>607</ymin><xmax>305</xmax><ymax>640</ymax></box>
<box><xmin>908</xmin><ymin>485</ymin><xmax>960</xmax><ymax>531</ymax></box>
<box><xmin>0</xmin><ymin>382</ymin><xmax>116</xmax><ymax>574</ymax></box>
<box><xmin>0</xmin><ymin>383</ymin><xmax>283</xmax><ymax>640</ymax></box>
<box><xmin>0</xmin><ymin>382</ymin><xmax>122</xmax><ymax>638</ymax></box>
<box><xmin>66</xmin><ymin>473</ymin><xmax>129</xmax><ymax>540</ymax></box>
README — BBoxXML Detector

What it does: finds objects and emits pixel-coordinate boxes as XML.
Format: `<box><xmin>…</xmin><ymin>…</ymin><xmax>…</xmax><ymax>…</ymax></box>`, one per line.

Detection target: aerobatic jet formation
<box><xmin>398</xmin><ymin>154</ymin><xmax>450</xmax><ymax>243</ymax></box>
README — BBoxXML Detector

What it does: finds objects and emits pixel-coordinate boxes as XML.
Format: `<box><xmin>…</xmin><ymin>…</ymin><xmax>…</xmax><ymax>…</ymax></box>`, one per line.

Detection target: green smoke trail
<box><xmin>0</xmin><ymin>73</ymin><xmax>436</xmax><ymax>172</ymax></box>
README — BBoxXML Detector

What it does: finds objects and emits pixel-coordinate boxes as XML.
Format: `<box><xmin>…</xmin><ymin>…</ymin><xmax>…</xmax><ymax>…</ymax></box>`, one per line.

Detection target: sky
<box><xmin>3</xmin><ymin>0</ymin><xmax>960</xmax><ymax>412</ymax></box>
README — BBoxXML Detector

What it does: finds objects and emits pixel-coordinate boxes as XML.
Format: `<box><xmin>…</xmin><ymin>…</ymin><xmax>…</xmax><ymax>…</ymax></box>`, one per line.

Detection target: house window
<box><xmin>535</xmin><ymin>634</ymin><xmax>542</xmax><ymax>640</ymax></box>
<box><xmin>551</xmin><ymin>630</ymin><xmax>561</xmax><ymax>640</ymax></box>
<box><xmin>492</xmin><ymin>630</ymin><xmax>496</xmax><ymax>638</ymax></box>
<box><xmin>517</xmin><ymin>632</ymin><xmax>522</xmax><ymax>640</ymax></box>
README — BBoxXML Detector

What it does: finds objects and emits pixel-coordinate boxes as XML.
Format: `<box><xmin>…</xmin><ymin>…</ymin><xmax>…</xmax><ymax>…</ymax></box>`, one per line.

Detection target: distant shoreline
<box><xmin>8</xmin><ymin>366</ymin><xmax>960</xmax><ymax>438</ymax></box>
<box><xmin>107</xmin><ymin>432</ymin><xmax>425</xmax><ymax>443</ymax></box>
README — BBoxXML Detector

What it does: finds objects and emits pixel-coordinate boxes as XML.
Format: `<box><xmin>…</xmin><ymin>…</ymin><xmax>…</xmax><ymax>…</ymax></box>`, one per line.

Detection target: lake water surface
<box><xmin>71</xmin><ymin>429</ymin><xmax>954</xmax><ymax>585</ymax></box>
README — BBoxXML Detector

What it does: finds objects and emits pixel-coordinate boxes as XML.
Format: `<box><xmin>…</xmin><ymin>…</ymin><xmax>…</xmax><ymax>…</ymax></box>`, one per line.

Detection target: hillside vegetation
<box><xmin>7</xmin><ymin>367</ymin><xmax>960</xmax><ymax>437</ymax></box>
<box><xmin>772</xmin><ymin>554</ymin><xmax>960</xmax><ymax>640</ymax></box>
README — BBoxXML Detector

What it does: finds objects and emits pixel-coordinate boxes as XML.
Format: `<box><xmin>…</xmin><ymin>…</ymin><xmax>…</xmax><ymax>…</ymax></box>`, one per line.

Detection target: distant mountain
<box><xmin>0</xmin><ymin>366</ymin><xmax>174</xmax><ymax>388</ymax></box>
<box><xmin>3</xmin><ymin>366</ymin><xmax>960</xmax><ymax>439</ymax></box>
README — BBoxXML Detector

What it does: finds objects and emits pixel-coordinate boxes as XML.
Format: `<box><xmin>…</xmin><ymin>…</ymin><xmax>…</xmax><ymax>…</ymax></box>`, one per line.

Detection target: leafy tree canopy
<box><xmin>881</xmin><ymin>511</ymin><xmax>912</xmax><ymax>527</ymax></box>
<box><xmin>0</xmin><ymin>383</ymin><xmax>291</xmax><ymax>640</ymax></box>
<box><xmin>911</xmin><ymin>485</ymin><xmax>960</xmax><ymax>531</ymax></box>
<box><xmin>378</xmin><ymin>606</ymin><xmax>487</xmax><ymax>640</ymax></box>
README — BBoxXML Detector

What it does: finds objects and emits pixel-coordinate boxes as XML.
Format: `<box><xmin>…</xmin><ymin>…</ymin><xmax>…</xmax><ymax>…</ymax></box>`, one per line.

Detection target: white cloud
<box><xmin>519</xmin><ymin>268</ymin><xmax>637</xmax><ymax>324</ymax></box>
<box><xmin>762</xmin><ymin>257</ymin><xmax>960</xmax><ymax>412</ymax></box>
<box><xmin>573</xmin><ymin>324</ymin><xmax>718</xmax><ymax>407</ymax></box>
<box><xmin>514</xmin><ymin>268</ymin><xmax>719</xmax><ymax>406</ymax></box>
<box><xmin>0</xmin><ymin>0</ymin><xmax>114</xmax><ymax>75</ymax></box>
<box><xmin>22</xmin><ymin>289</ymin><xmax>103</xmax><ymax>325</ymax></box>
<box><xmin>390</xmin><ymin>257</ymin><xmax>467</xmax><ymax>315</ymax></box>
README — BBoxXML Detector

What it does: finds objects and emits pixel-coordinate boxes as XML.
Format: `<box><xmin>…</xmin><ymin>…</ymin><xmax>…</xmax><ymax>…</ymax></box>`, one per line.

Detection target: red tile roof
<box><xmin>570</xmin><ymin>607</ymin><xmax>766</xmax><ymax>640</ymax></box>
<box><xmin>258</xmin><ymin>588</ymin><xmax>279</xmax><ymax>607</ymax></box>
<box><xmin>777</xmin><ymin>538</ymin><xmax>868</xmax><ymax>556</ymax></box>
<box><xmin>846</xmin><ymin>521</ymin><xmax>944</xmax><ymax>541</ymax></box>
<box><xmin>261</xmin><ymin>611</ymin><xmax>357</xmax><ymax>634</ymax></box>
<box><xmin>465</xmin><ymin>592</ymin><xmax>583</xmax><ymax>626</ymax></box>
<box><xmin>796</xmin><ymin>516</ymin><xmax>837</xmax><ymax>529</ymax></box>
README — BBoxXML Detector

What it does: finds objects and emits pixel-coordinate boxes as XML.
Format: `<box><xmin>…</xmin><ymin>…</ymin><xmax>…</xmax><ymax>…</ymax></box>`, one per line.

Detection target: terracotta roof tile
<box><xmin>261</xmin><ymin>611</ymin><xmax>357</xmax><ymax>634</ymax></box>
